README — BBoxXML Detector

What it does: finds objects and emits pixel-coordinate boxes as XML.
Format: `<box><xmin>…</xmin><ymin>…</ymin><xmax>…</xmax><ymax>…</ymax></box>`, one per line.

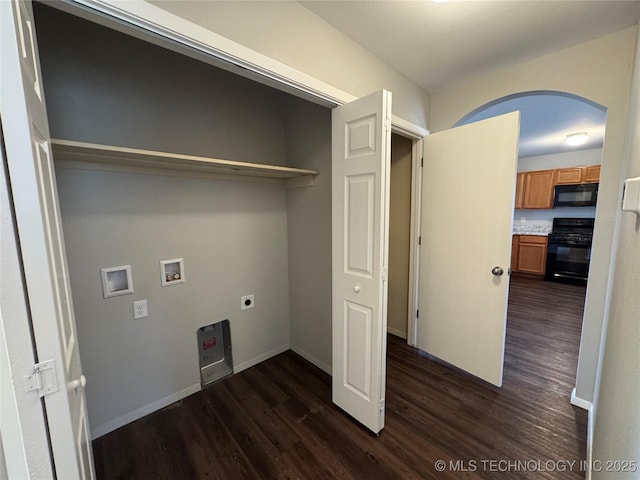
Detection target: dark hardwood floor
<box><xmin>93</xmin><ymin>276</ymin><xmax>588</xmax><ymax>479</ymax></box>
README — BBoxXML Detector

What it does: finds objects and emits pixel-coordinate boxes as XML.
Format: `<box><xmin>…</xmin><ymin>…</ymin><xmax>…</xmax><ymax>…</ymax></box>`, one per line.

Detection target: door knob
<box><xmin>491</xmin><ymin>266</ymin><xmax>504</xmax><ymax>276</ymax></box>
<box><xmin>69</xmin><ymin>375</ymin><xmax>86</xmax><ymax>390</ymax></box>
<box><xmin>353</xmin><ymin>285</ymin><xmax>361</xmax><ymax>293</ymax></box>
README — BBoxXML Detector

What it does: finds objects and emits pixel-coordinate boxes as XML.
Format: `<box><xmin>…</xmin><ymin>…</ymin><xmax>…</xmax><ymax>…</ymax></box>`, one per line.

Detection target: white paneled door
<box><xmin>332</xmin><ymin>90</ymin><xmax>392</xmax><ymax>434</ymax></box>
<box><xmin>1</xmin><ymin>1</ymin><xmax>94</xmax><ymax>477</ymax></box>
<box><xmin>418</xmin><ymin>112</ymin><xmax>520</xmax><ymax>387</ymax></box>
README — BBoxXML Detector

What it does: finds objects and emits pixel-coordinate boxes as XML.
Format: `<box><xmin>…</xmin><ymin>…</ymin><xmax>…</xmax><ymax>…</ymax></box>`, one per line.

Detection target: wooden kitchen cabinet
<box><xmin>523</xmin><ymin>170</ymin><xmax>555</xmax><ymax>209</ymax></box>
<box><xmin>584</xmin><ymin>165</ymin><xmax>601</xmax><ymax>183</ymax></box>
<box><xmin>555</xmin><ymin>167</ymin><xmax>584</xmax><ymax>185</ymax></box>
<box><xmin>511</xmin><ymin>235</ymin><xmax>520</xmax><ymax>271</ymax></box>
<box><xmin>515</xmin><ymin>235</ymin><xmax>548</xmax><ymax>275</ymax></box>
<box><xmin>556</xmin><ymin>165</ymin><xmax>601</xmax><ymax>184</ymax></box>
<box><xmin>515</xmin><ymin>173</ymin><xmax>525</xmax><ymax>209</ymax></box>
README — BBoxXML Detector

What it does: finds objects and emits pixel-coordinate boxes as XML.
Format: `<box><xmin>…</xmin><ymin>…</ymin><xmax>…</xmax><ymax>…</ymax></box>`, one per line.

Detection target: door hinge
<box><xmin>379</xmin><ymin>398</ymin><xmax>385</xmax><ymax>412</ymax></box>
<box><xmin>24</xmin><ymin>359</ymin><xmax>59</xmax><ymax>397</ymax></box>
<box><xmin>421</xmin><ymin>157</ymin><xmax>424</xmax><ymax>167</ymax></box>
<box><xmin>417</xmin><ymin>309</ymin><xmax>419</xmax><ymax>318</ymax></box>
<box><xmin>384</xmin><ymin>117</ymin><xmax>392</xmax><ymax>132</ymax></box>
<box><xmin>418</xmin><ymin>235</ymin><xmax>422</xmax><ymax>246</ymax></box>
<box><xmin>381</xmin><ymin>266</ymin><xmax>388</xmax><ymax>281</ymax></box>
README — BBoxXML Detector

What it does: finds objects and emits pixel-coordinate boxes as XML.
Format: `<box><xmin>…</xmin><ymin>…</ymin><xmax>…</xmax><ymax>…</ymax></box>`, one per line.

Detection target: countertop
<box><xmin>512</xmin><ymin>225</ymin><xmax>551</xmax><ymax>236</ymax></box>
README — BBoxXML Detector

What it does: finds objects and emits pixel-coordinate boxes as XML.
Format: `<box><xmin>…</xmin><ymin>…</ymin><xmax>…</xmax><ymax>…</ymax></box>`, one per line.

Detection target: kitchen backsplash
<box><xmin>514</xmin><ymin>206</ymin><xmax>596</xmax><ymax>233</ymax></box>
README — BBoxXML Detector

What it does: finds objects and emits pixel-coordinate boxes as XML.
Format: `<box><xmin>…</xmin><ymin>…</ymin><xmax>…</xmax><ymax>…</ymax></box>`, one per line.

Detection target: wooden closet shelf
<box><xmin>51</xmin><ymin>139</ymin><xmax>319</xmax><ymax>185</ymax></box>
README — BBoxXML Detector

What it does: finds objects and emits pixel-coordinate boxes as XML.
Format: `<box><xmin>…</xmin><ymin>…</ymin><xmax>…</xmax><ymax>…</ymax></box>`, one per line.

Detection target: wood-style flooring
<box><xmin>93</xmin><ymin>276</ymin><xmax>588</xmax><ymax>479</ymax></box>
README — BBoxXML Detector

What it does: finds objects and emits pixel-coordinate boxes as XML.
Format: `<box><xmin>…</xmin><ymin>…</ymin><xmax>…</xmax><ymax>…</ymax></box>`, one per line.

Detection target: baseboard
<box><xmin>571</xmin><ymin>388</ymin><xmax>594</xmax><ymax>480</ymax></box>
<box><xmin>290</xmin><ymin>344</ymin><xmax>332</xmax><ymax>375</ymax></box>
<box><xmin>233</xmin><ymin>344</ymin><xmax>289</xmax><ymax>374</ymax></box>
<box><xmin>90</xmin><ymin>346</ymin><xmax>289</xmax><ymax>439</ymax></box>
<box><xmin>387</xmin><ymin>327</ymin><xmax>407</xmax><ymax>339</ymax></box>
<box><xmin>585</xmin><ymin>404</ymin><xmax>594</xmax><ymax>480</ymax></box>
<box><xmin>570</xmin><ymin>387</ymin><xmax>593</xmax><ymax>410</ymax></box>
<box><xmin>90</xmin><ymin>382</ymin><xmax>201</xmax><ymax>439</ymax></box>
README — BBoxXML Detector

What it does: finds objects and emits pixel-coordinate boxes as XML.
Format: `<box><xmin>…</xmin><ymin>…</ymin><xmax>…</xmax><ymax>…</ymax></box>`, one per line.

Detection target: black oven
<box><xmin>553</xmin><ymin>183</ymin><xmax>598</xmax><ymax>207</ymax></box>
<box><xmin>545</xmin><ymin>218</ymin><xmax>594</xmax><ymax>286</ymax></box>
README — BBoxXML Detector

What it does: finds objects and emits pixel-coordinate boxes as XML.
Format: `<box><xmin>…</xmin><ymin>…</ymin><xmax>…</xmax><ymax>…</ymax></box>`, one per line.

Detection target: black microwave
<box><xmin>553</xmin><ymin>183</ymin><xmax>598</xmax><ymax>207</ymax></box>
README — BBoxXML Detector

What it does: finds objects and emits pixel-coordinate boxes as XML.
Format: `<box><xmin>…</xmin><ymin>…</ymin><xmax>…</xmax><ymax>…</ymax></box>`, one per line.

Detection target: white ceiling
<box><xmin>300</xmin><ymin>0</ymin><xmax>640</xmax><ymax>93</ymax></box>
<box><xmin>300</xmin><ymin>0</ymin><xmax>640</xmax><ymax>157</ymax></box>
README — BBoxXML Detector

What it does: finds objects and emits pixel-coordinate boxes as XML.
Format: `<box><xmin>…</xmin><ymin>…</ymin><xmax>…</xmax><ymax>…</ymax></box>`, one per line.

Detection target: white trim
<box><xmin>233</xmin><ymin>344</ymin><xmax>289</xmax><ymax>374</ymax></box>
<box><xmin>91</xmin><ymin>344</ymin><xmax>289</xmax><ymax>439</ymax></box>
<box><xmin>90</xmin><ymin>383</ymin><xmax>201</xmax><ymax>439</ymax></box>
<box><xmin>290</xmin><ymin>345</ymin><xmax>332</xmax><ymax>375</ymax></box>
<box><xmin>60</xmin><ymin>0</ymin><xmax>429</xmax><ymax>140</ymax></box>
<box><xmin>391</xmin><ymin>115</ymin><xmax>429</xmax><ymax>139</ymax></box>
<box><xmin>407</xmin><ymin>138</ymin><xmax>424</xmax><ymax>347</ymax></box>
<box><xmin>583</xmin><ymin>397</ymin><xmax>595</xmax><ymax>480</ymax></box>
<box><xmin>65</xmin><ymin>0</ymin><xmax>354</xmax><ymax>107</ymax></box>
<box><xmin>570</xmin><ymin>387</ymin><xmax>593</xmax><ymax>410</ymax></box>
<box><xmin>387</xmin><ymin>327</ymin><xmax>407</xmax><ymax>340</ymax></box>
<box><xmin>571</xmin><ymin>387</ymin><xmax>594</xmax><ymax>479</ymax></box>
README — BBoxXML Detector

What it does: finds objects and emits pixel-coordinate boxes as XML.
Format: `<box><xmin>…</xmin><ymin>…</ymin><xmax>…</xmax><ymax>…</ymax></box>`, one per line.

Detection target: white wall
<box><xmin>515</xmin><ymin>148</ymin><xmax>601</xmax><ymax>228</ymax></box>
<box><xmin>518</xmin><ymin>148</ymin><xmax>601</xmax><ymax>172</ymax></box>
<box><xmin>148</xmin><ymin>0</ymin><xmax>431</xmax><ymax>130</ymax></box>
<box><xmin>592</xmin><ymin>26</ymin><xmax>640</xmax><ymax>479</ymax></box>
<box><xmin>36</xmin><ymin>4</ymin><xmax>292</xmax><ymax>435</ymax></box>
<box><xmin>285</xmin><ymin>97</ymin><xmax>333</xmax><ymax>373</ymax></box>
<box><xmin>430</xmin><ymin>26</ymin><xmax>638</xmax><ymax>405</ymax></box>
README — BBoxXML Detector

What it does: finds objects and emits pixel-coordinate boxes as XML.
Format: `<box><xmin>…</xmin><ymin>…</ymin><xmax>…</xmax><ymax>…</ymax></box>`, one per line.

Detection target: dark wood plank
<box><xmin>93</xmin><ymin>276</ymin><xmax>587</xmax><ymax>479</ymax></box>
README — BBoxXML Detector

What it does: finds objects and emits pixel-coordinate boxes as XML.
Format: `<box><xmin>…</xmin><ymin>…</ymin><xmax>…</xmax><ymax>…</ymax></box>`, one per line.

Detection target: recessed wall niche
<box><xmin>160</xmin><ymin>258</ymin><xmax>185</xmax><ymax>287</ymax></box>
<box><xmin>100</xmin><ymin>265</ymin><xmax>134</xmax><ymax>298</ymax></box>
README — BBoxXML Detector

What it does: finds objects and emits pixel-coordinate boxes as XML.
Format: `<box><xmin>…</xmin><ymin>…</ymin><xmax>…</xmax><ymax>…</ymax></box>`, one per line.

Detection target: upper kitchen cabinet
<box><xmin>522</xmin><ymin>169</ymin><xmax>555</xmax><ymax>209</ymax></box>
<box><xmin>583</xmin><ymin>165</ymin><xmax>601</xmax><ymax>183</ymax></box>
<box><xmin>556</xmin><ymin>165</ymin><xmax>601</xmax><ymax>184</ymax></box>
<box><xmin>555</xmin><ymin>167</ymin><xmax>584</xmax><ymax>185</ymax></box>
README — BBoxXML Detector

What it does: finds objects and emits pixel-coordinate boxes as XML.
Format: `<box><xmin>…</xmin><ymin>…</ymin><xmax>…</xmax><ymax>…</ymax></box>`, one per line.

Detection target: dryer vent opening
<box><xmin>197</xmin><ymin>320</ymin><xmax>233</xmax><ymax>387</ymax></box>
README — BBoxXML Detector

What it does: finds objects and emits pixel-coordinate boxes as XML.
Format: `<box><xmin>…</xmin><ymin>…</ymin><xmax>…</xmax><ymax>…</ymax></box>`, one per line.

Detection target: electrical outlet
<box><xmin>133</xmin><ymin>300</ymin><xmax>148</xmax><ymax>319</ymax></box>
<box><xmin>241</xmin><ymin>294</ymin><xmax>255</xmax><ymax>311</ymax></box>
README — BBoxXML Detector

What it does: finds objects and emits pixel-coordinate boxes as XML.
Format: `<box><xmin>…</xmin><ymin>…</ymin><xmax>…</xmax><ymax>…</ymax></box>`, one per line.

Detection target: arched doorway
<box><xmin>454</xmin><ymin>90</ymin><xmax>607</xmax><ymax>402</ymax></box>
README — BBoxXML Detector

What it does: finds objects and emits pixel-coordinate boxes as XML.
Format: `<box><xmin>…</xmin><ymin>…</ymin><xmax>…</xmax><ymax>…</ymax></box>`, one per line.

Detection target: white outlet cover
<box><xmin>133</xmin><ymin>300</ymin><xmax>148</xmax><ymax>319</ymax></box>
<box><xmin>241</xmin><ymin>294</ymin><xmax>255</xmax><ymax>310</ymax></box>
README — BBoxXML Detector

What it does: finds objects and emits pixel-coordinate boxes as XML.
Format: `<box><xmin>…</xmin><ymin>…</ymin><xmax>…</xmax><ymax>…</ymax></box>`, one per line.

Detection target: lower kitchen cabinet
<box><xmin>512</xmin><ymin>235</ymin><xmax>548</xmax><ymax>275</ymax></box>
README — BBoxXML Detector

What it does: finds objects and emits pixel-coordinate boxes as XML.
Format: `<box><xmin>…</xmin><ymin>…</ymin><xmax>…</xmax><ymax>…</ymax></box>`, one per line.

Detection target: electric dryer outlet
<box><xmin>241</xmin><ymin>294</ymin><xmax>255</xmax><ymax>310</ymax></box>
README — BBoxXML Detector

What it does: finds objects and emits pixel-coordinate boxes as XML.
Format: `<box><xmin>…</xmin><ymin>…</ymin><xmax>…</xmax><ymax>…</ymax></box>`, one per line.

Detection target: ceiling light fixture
<box><xmin>565</xmin><ymin>132</ymin><xmax>589</xmax><ymax>146</ymax></box>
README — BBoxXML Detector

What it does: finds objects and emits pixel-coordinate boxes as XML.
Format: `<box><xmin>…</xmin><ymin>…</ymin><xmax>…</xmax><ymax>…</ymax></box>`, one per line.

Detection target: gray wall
<box><xmin>36</xmin><ymin>4</ymin><xmax>294</xmax><ymax>434</ymax></box>
<box><xmin>592</xmin><ymin>27</ymin><xmax>640</xmax><ymax>479</ymax></box>
<box><xmin>285</xmin><ymin>98</ymin><xmax>333</xmax><ymax>372</ymax></box>
<box><xmin>34</xmin><ymin>3</ymin><xmax>288</xmax><ymax>165</ymax></box>
<box><xmin>57</xmin><ymin>169</ymin><xmax>290</xmax><ymax>433</ymax></box>
<box><xmin>148</xmin><ymin>0</ymin><xmax>431</xmax><ymax>129</ymax></box>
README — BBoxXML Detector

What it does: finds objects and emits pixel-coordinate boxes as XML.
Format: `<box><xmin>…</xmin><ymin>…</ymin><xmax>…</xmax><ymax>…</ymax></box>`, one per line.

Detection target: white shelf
<box><xmin>51</xmin><ymin>139</ymin><xmax>318</xmax><ymax>187</ymax></box>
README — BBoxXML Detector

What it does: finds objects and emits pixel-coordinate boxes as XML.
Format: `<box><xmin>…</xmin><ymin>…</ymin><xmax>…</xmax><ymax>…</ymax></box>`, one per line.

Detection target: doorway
<box><xmin>387</xmin><ymin>134</ymin><xmax>413</xmax><ymax>340</ymax></box>
<box><xmin>453</xmin><ymin>91</ymin><xmax>607</xmax><ymax>395</ymax></box>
